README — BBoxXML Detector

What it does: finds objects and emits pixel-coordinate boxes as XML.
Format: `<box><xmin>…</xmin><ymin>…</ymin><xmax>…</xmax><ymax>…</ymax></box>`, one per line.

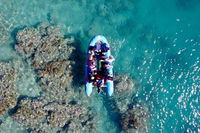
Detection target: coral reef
<box><xmin>38</xmin><ymin>60</ymin><xmax>74</xmax><ymax>103</ymax></box>
<box><xmin>0</xmin><ymin>62</ymin><xmax>19</xmax><ymax>115</ymax></box>
<box><xmin>12</xmin><ymin>98</ymin><xmax>46</xmax><ymax>127</ymax></box>
<box><xmin>12</xmin><ymin>98</ymin><xmax>96</xmax><ymax>132</ymax></box>
<box><xmin>15</xmin><ymin>60</ymin><xmax>42</xmax><ymax>97</ymax></box>
<box><xmin>44</xmin><ymin>102</ymin><xmax>96</xmax><ymax>132</ymax></box>
<box><xmin>11</xmin><ymin>24</ymin><xmax>97</xmax><ymax>132</ymax></box>
<box><xmin>15</xmin><ymin>24</ymin><xmax>75</xmax><ymax>68</ymax></box>
<box><xmin>15</xmin><ymin>24</ymin><xmax>76</xmax><ymax>103</ymax></box>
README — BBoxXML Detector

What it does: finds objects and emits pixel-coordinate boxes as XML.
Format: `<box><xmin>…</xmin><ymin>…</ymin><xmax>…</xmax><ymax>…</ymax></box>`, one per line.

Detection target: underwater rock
<box><xmin>15</xmin><ymin>24</ymin><xmax>76</xmax><ymax>103</ymax></box>
<box><xmin>0</xmin><ymin>62</ymin><xmax>19</xmax><ymax>115</ymax></box>
<box><xmin>111</xmin><ymin>74</ymin><xmax>136</xmax><ymax>112</ymax></box>
<box><xmin>114</xmin><ymin>74</ymin><xmax>135</xmax><ymax>95</ymax></box>
<box><xmin>120</xmin><ymin>104</ymin><xmax>149</xmax><ymax>132</ymax></box>
<box><xmin>12</xmin><ymin>98</ymin><xmax>46</xmax><ymax>128</ymax></box>
<box><xmin>44</xmin><ymin>102</ymin><xmax>97</xmax><ymax>132</ymax></box>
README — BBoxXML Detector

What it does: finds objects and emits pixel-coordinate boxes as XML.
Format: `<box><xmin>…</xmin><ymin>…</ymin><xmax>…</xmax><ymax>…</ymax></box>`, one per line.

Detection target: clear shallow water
<box><xmin>0</xmin><ymin>0</ymin><xmax>199</xmax><ymax>133</ymax></box>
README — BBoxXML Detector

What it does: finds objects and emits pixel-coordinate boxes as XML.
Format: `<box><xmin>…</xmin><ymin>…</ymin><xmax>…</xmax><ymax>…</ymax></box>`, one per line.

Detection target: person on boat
<box><xmin>88</xmin><ymin>66</ymin><xmax>97</xmax><ymax>82</ymax></box>
<box><xmin>88</xmin><ymin>46</ymin><xmax>95</xmax><ymax>60</ymax></box>
<box><xmin>88</xmin><ymin>46</ymin><xmax>95</xmax><ymax>53</ymax></box>
<box><xmin>105</xmin><ymin>55</ymin><xmax>115</xmax><ymax>63</ymax></box>
<box><xmin>95</xmin><ymin>41</ymin><xmax>102</xmax><ymax>53</ymax></box>
<box><xmin>88</xmin><ymin>45</ymin><xmax>97</xmax><ymax>72</ymax></box>
<box><xmin>99</xmin><ymin>52</ymin><xmax>106</xmax><ymax>61</ymax></box>
<box><xmin>97</xmin><ymin>43</ymin><xmax>110</xmax><ymax>61</ymax></box>
<box><xmin>107</xmin><ymin>75</ymin><xmax>113</xmax><ymax>81</ymax></box>
<box><xmin>99</xmin><ymin>59</ymin><xmax>114</xmax><ymax>84</ymax></box>
<box><xmin>92</xmin><ymin>71</ymin><xmax>104</xmax><ymax>93</ymax></box>
<box><xmin>88</xmin><ymin>57</ymin><xmax>97</xmax><ymax>82</ymax></box>
<box><xmin>101</xmin><ymin>61</ymin><xmax>110</xmax><ymax>80</ymax></box>
<box><xmin>92</xmin><ymin>40</ymin><xmax>100</xmax><ymax>56</ymax></box>
<box><xmin>101</xmin><ymin>43</ymin><xmax>109</xmax><ymax>53</ymax></box>
<box><xmin>88</xmin><ymin>47</ymin><xmax>96</xmax><ymax>69</ymax></box>
<box><xmin>99</xmin><ymin>55</ymin><xmax>114</xmax><ymax>79</ymax></box>
<box><xmin>87</xmin><ymin>45</ymin><xmax>97</xmax><ymax>83</ymax></box>
<box><xmin>95</xmin><ymin>41</ymin><xmax>109</xmax><ymax>56</ymax></box>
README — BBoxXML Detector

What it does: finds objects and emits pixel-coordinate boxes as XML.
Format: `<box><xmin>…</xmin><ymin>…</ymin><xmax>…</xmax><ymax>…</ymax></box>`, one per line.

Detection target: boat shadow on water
<box><xmin>67</xmin><ymin>35</ymin><xmax>86</xmax><ymax>89</ymax></box>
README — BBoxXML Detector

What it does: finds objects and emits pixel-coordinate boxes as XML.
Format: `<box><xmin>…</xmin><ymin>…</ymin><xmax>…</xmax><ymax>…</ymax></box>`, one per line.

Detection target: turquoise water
<box><xmin>0</xmin><ymin>0</ymin><xmax>199</xmax><ymax>133</ymax></box>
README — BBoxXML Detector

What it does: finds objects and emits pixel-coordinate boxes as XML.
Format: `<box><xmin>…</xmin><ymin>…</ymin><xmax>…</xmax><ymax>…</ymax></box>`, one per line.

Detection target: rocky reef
<box><xmin>0</xmin><ymin>62</ymin><xmax>19</xmax><ymax>115</ymax></box>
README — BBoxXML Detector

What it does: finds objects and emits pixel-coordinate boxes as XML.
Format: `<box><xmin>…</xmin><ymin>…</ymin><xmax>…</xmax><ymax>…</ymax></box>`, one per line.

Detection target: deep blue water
<box><xmin>0</xmin><ymin>0</ymin><xmax>199</xmax><ymax>132</ymax></box>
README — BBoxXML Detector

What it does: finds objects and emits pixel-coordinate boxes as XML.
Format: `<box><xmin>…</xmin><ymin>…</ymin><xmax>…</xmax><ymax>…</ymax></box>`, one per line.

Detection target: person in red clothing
<box><xmin>87</xmin><ymin>46</ymin><xmax>97</xmax><ymax>83</ymax></box>
<box><xmin>93</xmin><ymin>72</ymin><xmax>104</xmax><ymax>93</ymax></box>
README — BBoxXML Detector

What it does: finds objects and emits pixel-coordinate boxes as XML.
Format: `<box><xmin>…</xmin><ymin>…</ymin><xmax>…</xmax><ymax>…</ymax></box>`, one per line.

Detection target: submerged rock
<box><xmin>114</xmin><ymin>74</ymin><xmax>135</xmax><ymax>95</ymax></box>
<box><xmin>111</xmin><ymin>74</ymin><xmax>137</xmax><ymax>112</ymax></box>
<box><xmin>120</xmin><ymin>104</ymin><xmax>149</xmax><ymax>132</ymax></box>
<box><xmin>0</xmin><ymin>62</ymin><xmax>19</xmax><ymax>115</ymax></box>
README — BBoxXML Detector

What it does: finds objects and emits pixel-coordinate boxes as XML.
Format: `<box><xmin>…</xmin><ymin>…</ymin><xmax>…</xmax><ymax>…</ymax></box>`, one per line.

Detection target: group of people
<box><xmin>87</xmin><ymin>41</ymin><xmax>114</xmax><ymax>93</ymax></box>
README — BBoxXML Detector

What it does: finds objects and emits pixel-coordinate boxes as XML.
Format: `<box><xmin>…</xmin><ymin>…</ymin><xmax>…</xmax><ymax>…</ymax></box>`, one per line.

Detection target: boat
<box><xmin>85</xmin><ymin>35</ymin><xmax>114</xmax><ymax>96</ymax></box>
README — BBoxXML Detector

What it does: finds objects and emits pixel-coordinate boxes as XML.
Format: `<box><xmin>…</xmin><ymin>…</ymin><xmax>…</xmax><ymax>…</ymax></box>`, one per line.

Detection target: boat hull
<box><xmin>85</xmin><ymin>35</ymin><xmax>114</xmax><ymax>96</ymax></box>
